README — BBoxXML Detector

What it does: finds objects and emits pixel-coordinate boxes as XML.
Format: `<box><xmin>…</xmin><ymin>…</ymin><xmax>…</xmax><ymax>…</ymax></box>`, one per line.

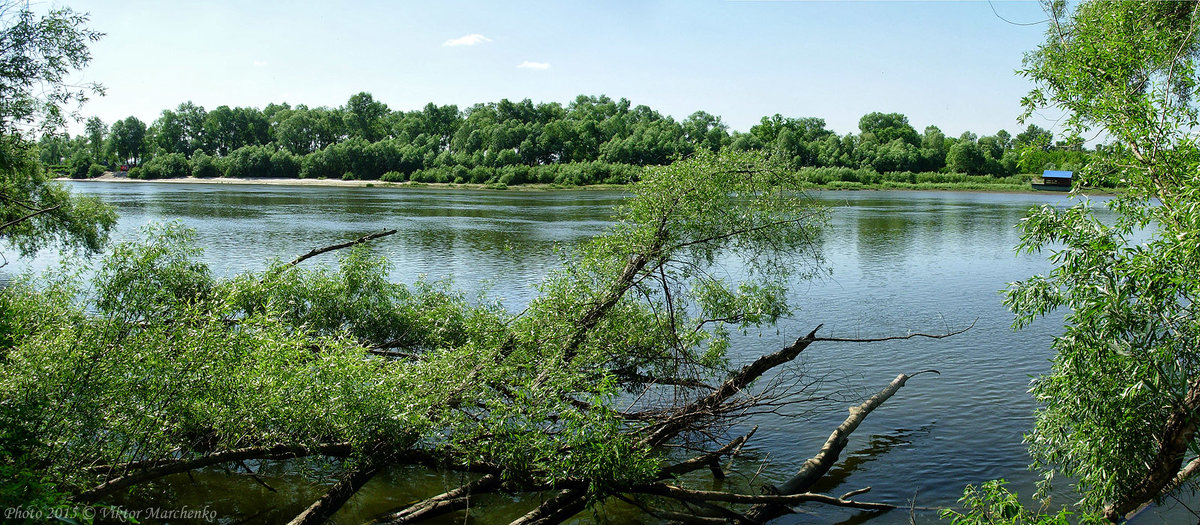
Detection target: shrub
<box><xmin>139</xmin><ymin>152</ymin><xmax>191</xmax><ymax>179</ymax></box>
<box><xmin>269</xmin><ymin>150</ymin><xmax>301</xmax><ymax>178</ymax></box>
<box><xmin>87</xmin><ymin>163</ymin><xmax>105</xmax><ymax>178</ymax></box>
<box><xmin>191</xmin><ymin>152</ymin><xmax>220</xmax><ymax>178</ymax></box>
<box><xmin>223</xmin><ymin>145</ymin><xmax>273</xmax><ymax>178</ymax></box>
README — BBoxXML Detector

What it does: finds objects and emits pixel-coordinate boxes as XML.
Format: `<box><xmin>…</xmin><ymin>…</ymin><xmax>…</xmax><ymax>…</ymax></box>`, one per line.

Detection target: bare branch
<box><xmin>812</xmin><ymin>319</ymin><xmax>975</xmax><ymax>343</ymax></box>
<box><xmin>76</xmin><ymin>442</ymin><xmax>353</xmax><ymax>503</ymax></box>
<box><xmin>630</xmin><ymin>482</ymin><xmax>897</xmax><ymax>511</ymax></box>
<box><xmin>744</xmin><ymin>370</ymin><xmax>938</xmax><ymax>521</ymax></box>
<box><xmin>372</xmin><ymin>474</ymin><xmax>502</xmax><ymax>524</ymax></box>
<box><xmin>282</xmin><ymin>229</ymin><xmax>397</xmax><ymax>270</ymax></box>
<box><xmin>0</xmin><ymin>203</ymin><xmax>61</xmax><ymax>232</ymax></box>
<box><xmin>287</xmin><ymin>457</ymin><xmax>381</xmax><ymax>525</ymax></box>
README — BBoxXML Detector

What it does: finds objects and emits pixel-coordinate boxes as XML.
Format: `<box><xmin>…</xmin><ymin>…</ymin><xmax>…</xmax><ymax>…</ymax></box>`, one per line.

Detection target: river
<box><xmin>4</xmin><ymin>182</ymin><xmax>1180</xmax><ymax>524</ymax></box>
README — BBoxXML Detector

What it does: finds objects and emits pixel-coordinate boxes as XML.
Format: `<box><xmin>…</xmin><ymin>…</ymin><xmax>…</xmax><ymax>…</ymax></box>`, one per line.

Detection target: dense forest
<box><xmin>41</xmin><ymin>93</ymin><xmax>1093</xmax><ymax>187</ymax></box>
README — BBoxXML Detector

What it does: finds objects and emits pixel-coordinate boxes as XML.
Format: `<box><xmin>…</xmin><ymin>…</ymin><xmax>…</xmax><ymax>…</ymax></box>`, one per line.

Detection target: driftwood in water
<box><xmin>70</xmin><ymin>230</ymin><xmax>962</xmax><ymax>525</ymax></box>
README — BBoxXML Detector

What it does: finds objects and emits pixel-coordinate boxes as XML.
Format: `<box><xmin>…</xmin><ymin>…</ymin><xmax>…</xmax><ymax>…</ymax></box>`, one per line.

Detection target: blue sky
<box><xmin>62</xmin><ymin>0</ymin><xmax>1055</xmax><ymax>138</ymax></box>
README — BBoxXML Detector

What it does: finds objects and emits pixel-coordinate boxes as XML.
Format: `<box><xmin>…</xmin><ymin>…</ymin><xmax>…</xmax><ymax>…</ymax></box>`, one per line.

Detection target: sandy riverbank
<box><xmin>60</xmin><ymin>172</ymin><xmax>1104</xmax><ymax>195</ymax></box>
<box><xmin>58</xmin><ymin>172</ymin><xmax>626</xmax><ymax>191</ymax></box>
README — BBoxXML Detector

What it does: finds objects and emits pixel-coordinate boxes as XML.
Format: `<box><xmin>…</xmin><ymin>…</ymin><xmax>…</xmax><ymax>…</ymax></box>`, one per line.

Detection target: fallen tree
<box><xmin>0</xmin><ymin>150</ymin><xmax>962</xmax><ymax>523</ymax></box>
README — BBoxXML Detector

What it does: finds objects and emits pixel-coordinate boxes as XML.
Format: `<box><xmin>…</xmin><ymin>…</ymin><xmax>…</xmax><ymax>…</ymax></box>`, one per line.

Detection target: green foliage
<box><xmin>86</xmin><ymin>163</ymin><xmax>104</xmax><ymax>178</ymax></box>
<box><xmin>109</xmin><ymin>116</ymin><xmax>146</xmax><ymax>165</ymax></box>
<box><xmin>51</xmin><ymin>89</ymin><xmax>1080</xmax><ymax>188</ymax></box>
<box><xmin>221</xmin><ymin>144</ymin><xmax>273</xmax><ymax>178</ymax></box>
<box><xmin>67</xmin><ymin>149</ymin><xmax>93</xmax><ymax>179</ymax></box>
<box><xmin>0</xmin><ymin>151</ymin><xmax>826</xmax><ymax>510</ymax></box>
<box><xmin>859</xmin><ymin>111</ymin><xmax>920</xmax><ymax>147</ymax></box>
<box><xmin>189</xmin><ymin>150</ymin><xmax>219</xmax><ymax>178</ymax></box>
<box><xmin>0</xmin><ymin>4</ymin><xmax>103</xmax><ymax>136</ymax></box>
<box><xmin>940</xmin><ymin>480</ymin><xmax>1103</xmax><ymax>525</ymax></box>
<box><xmin>947</xmin><ymin>141</ymin><xmax>986</xmax><ymax>175</ymax></box>
<box><xmin>137</xmin><ymin>151</ymin><xmax>190</xmax><ymax>179</ymax></box>
<box><xmin>0</xmin><ymin>47</ymin><xmax>114</xmax><ymax>256</ymax></box>
<box><xmin>1003</xmin><ymin>0</ymin><xmax>1200</xmax><ymax>518</ymax></box>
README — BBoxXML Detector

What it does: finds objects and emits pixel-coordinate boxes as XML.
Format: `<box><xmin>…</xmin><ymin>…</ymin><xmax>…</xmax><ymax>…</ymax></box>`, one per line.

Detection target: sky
<box><xmin>56</xmin><ymin>0</ymin><xmax>1058</xmax><ymax>139</ymax></box>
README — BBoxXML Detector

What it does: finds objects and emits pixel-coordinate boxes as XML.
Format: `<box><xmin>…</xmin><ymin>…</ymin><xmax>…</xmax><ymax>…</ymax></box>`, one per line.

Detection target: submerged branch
<box><xmin>631</xmin><ymin>483</ymin><xmax>897</xmax><ymax>511</ymax></box>
<box><xmin>372</xmin><ymin>474</ymin><xmax>503</xmax><ymax>524</ymax></box>
<box><xmin>288</xmin><ymin>457</ymin><xmax>382</xmax><ymax>525</ymax></box>
<box><xmin>812</xmin><ymin>319</ymin><xmax>975</xmax><ymax>343</ymax></box>
<box><xmin>744</xmin><ymin>370</ymin><xmax>939</xmax><ymax>521</ymax></box>
<box><xmin>76</xmin><ymin>442</ymin><xmax>354</xmax><ymax>503</ymax></box>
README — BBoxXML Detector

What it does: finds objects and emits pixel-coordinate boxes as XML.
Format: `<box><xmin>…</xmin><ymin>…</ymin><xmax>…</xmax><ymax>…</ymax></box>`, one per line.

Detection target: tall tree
<box><xmin>343</xmin><ymin>91</ymin><xmax>389</xmax><ymax>142</ymax></box>
<box><xmin>858</xmin><ymin>112</ymin><xmax>920</xmax><ymax>147</ymax></box>
<box><xmin>110</xmin><ymin>116</ymin><xmax>147</xmax><ymax>166</ymax></box>
<box><xmin>1001</xmin><ymin>0</ymin><xmax>1200</xmax><ymax>521</ymax></box>
<box><xmin>681</xmin><ymin>110</ymin><xmax>729</xmax><ymax>153</ymax></box>
<box><xmin>84</xmin><ymin>116</ymin><xmax>106</xmax><ymax>160</ymax></box>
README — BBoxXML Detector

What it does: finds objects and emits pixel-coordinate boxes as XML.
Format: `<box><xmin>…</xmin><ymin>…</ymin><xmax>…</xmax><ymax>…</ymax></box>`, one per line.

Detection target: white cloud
<box><xmin>443</xmin><ymin>34</ymin><xmax>492</xmax><ymax>47</ymax></box>
<box><xmin>517</xmin><ymin>61</ymin><xmax>550</xmax><ymax>70</ymax></box>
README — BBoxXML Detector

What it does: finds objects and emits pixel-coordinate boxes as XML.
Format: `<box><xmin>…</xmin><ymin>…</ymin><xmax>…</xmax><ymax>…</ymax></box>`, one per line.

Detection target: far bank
<box><xmin>60</xmin><ymin>171</ymin><xmax>1112</xmax><ymax>196</ymax></box>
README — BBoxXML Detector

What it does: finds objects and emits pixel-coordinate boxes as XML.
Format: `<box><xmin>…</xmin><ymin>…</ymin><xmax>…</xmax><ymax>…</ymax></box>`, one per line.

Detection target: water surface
<box><xmin>5</xmin><ymin>182</ymin><xmax>1174</xmax><ymax>523</ymax></box>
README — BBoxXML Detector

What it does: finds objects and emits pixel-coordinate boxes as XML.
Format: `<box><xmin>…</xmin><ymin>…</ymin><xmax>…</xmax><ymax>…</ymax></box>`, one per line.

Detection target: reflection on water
<box><xmin>4</xmin><ymin>183</ymin><xmax>1161</xmax><ymax>523</ymax></box>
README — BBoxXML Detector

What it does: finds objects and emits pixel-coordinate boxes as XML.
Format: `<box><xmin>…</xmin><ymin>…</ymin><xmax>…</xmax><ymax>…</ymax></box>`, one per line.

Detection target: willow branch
<box><xmin>631</xmin><ymin>483</ymin><xmax>897</xmax><ymax>511</ymax></box>
<box><xmin>0</xmin><ymin>203</ymin><xmax>60</xmax><ymax>232</ymax></box>
<box><xmin>288</xmin><ymin>457</ymin><xmax>382</xmax><ymax>525</ymax></box>
<box><xmin>279</xmin><ymin>229</ymin><xmax>397</xmax><ymax>271</ymax></box>
<box><xmin>76</xmin><ymin>442</ymin><xmax>353</xmax><ymax>503</ymax></box>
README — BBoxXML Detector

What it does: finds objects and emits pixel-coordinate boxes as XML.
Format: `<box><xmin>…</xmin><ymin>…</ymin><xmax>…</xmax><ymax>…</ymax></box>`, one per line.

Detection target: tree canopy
<box><xmin>48</xmin><ymin>91</ymin><xmax>1092</xmax><ymax>186</ymax></box>
<box><xmin>986</xmin><ymin>0</ymin><xmax>1200</xmax><ymax>521</ymax></box>
<box><xmin>0</xmin><ymin>2</ymin><xmax>114</xmax><ymax>257</ymax></box>
<box><xmin>1</xmin><ymin>150</ymin><xmax>960</xmax><ymax>523</ymax></box>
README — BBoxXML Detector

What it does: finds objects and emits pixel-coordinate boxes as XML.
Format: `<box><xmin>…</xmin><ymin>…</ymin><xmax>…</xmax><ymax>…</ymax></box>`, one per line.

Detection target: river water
<box><xmin>4</xmin><ymin>182</ymin><xmax>1181</xmax><ymax>524</ymax></box>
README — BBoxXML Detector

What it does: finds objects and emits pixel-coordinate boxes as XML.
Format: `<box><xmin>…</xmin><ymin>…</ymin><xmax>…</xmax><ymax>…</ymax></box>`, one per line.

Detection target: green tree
<box><xmin>84</xmin><ymin>116</ymin><xmax>106</xmax><ymax>160</ymax></box>
<box><xmin>109</xmin><ymin>115</ymin><xmax>146</xmax><ymax>165</ymax></box>
<box><xmin>681</xmin><ymin>110</ymin><xmax>729</xmax><ymax>153</ymax></box>
<box><xmin>920</xmin><ymin>125</ymin><xmax>949</xmax><ymax>171</ymax></box>
<box><xmin>0</xmin><ymin>2</ymin><xmax>115</xmax><ymax>257</ymax></box>
<box><xmin>1014</xmin><ymin>123</ymin><xmax>1052</xmax><ymax>148</ymax></box>
<box><xmin>858</xmin><ymin>111</ymin><xmax>920</xmax><ymax>147</ymax></box>
<box><xmin>343</xmin><ymin>91</ymin><xmax>389</xmax><ymax>142</ymax></box>
<box><xmin>0</xmin><ymin>151</ymin><xmax>957</xmax><ymax>522</ymax></box>
<box><xmin>203</xmin><ymin>105</ymin><xmax>237</xmax><ymax>155</ymax></box>
<box><xmin>1000</xmin><ymin>0</ymin><xmax>1200</xmax><ymax>521</ymax></box>
<box><xmin>946</xmin><ymin>140</ymin><xmax>985</xmax><ymax>175</ymax></box>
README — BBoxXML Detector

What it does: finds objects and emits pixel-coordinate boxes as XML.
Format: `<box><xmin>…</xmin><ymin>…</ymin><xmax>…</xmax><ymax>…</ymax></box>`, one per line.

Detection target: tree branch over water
<box><xmin>4</xmin><ymin>152</ymin><xmax>966</xmax><ymax>524</ymax></box>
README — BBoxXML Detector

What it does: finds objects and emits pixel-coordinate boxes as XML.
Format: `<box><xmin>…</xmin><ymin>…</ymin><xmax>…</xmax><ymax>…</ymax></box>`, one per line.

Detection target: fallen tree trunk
<box><xmin>372</xmin><ymin>474</ymin><xmax>503</xmax><ymax>524</ymax></box>
<box><xmin>743</xmin><ymin>370</ymin><xmax>939</xmax><ymax>521</ymax></box>
<box><xmin>288</xmin><ymin>457</ymin><xmax>382</xmax><ymax>525</ymax></box>
<box><xmin>76</xmin><ymin>442</ymin><xmax>353</xmax><ymax>503</ymax></box>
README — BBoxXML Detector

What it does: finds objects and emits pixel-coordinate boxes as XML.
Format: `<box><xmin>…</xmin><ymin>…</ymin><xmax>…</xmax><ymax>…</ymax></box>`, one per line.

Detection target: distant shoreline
<box><xmin>59</xmin><ymin>172</ymin><xmax>1105</xmax><ymax>195</ymax></box>
<box><xmin>57</xmin><ymin>172</ymin><xmax>625</xmax><ymax>192</ymax></box>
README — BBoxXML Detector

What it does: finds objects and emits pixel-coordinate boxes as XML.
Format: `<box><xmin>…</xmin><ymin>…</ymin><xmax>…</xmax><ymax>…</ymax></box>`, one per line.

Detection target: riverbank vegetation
<box><xmin>950</xmin><ymin>0</ymin><xmax>1200</xmax><ymax>523</ymax></box>
<box><xmin>42</xmin><ymin>92</ymin><xmax>1094</xmax><ymax>189</ymax></box>
<box><xmin>4</xmin><ymin>149</ymin><xmax>968</xmax><ymax>523</ymax></box>
<box><xmin>0</xmin><ymin>6</ymin><xmax>976</xmax><ymax>523</ymax></box>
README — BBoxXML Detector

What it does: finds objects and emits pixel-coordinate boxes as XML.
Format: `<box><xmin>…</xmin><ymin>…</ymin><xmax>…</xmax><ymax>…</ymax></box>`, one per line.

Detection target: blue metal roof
<box><xmin>1042</xmin><ymin>170</ymin><xmax>1073</xmax><ymax>179</ymax></box>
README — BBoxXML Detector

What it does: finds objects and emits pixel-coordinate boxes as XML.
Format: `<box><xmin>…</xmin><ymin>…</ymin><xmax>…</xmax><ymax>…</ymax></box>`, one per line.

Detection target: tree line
<box><xmin>39</xmin><ymin>93</ymin><xmax>1091</xmax><ymax>186</ymax></box>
